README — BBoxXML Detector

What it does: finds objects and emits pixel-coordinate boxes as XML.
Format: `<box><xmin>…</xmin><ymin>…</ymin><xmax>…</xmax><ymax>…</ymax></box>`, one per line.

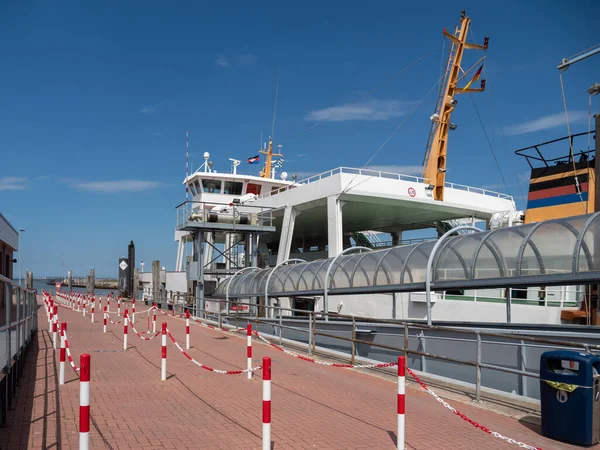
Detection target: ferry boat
<box><xmin>141</xmin><ymin>11</ymin><xmax>599</xmax><ymax>326</ymax></box>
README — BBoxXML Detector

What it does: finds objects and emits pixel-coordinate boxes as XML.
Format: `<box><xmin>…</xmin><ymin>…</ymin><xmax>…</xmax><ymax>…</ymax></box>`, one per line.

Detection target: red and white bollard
<box><xmin>108</xmin><ymin>295</ymin><xmax>111</xmax><ymax>314</ymax></box>
<box><xmin>123</xmin><ymin>309</ymin><xmax>129</xmax><ymax>350</ymax></box>
<box><xmin>59</xmin><ymin>322</ymin><xmax>66</xmax><ymax>385</ymax></box>
<box><xmin>79</xmin><ymin>353</ymin><xmax>91</xmax><ymax>450</ymax></box>
<box><xmin>161</xmin><ymin>322</ymin><xmax>167</xmax><ymax>381</ymax></box>
<box><xmin>262</xmin><ymin>356</ymin><xmax>271</xmax><ymax>450</ymax></box>
<box><xmin>131</xmin><ymin>298</ymin><xmax>136</xmax><ymax>324</ymax></box>
<box><xmin>52</xmin><ymin>310</ymin><xmax>58</xmax><ymax>349</ymax></box>
<box><xmin>77</xmin><ymin>296</ymin><xmax>81</xmax><ymax>312</ymax></box>
<box><xmin>103</xmin><ymin>306</ymin><xmax>107</xmax><ymax>333</ymax></box>
<box><xmin>117</xmin><ymin>295</ymin><xmax>120</xmax><ymax>316</ymax></box>
<box><xmin>247</xmin><ymin>324</ymin><xmax>253</xmax><ymax>380</ymax></box>
<box><xmin>397</xmin><ymin>356</ymin><xmax>406</xmax><ymax>450</ymax></box>
<box><xmin>153</xmin><ymin>303</ymin><xmax>157</xmax><ymax>333</ymax></box>
<box><xmin>185</xmin><ymin>310</ymin><xmax>190</xmax><ymax>350</ymax></box>
<box><xmin>91</xmin><ymin>300</ymin><xmax>95</xmax><ymax>323</ymax></box>
<box><xmin>82</xmin><ymin>297</ymin><xmax>86</xmax><ymax>317</ymax></box>
<box><xmin>49</xmin><ymin>301</ymin><xmax>54</xmax><ymax>333</ymax></box>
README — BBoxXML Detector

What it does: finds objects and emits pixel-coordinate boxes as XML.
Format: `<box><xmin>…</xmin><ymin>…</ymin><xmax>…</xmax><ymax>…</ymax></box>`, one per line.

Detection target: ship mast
<box><xmin>259</xmin><ymin>138</ymin><xmax>282</xmax><ymax>178</ymax></box>
<box><xmin>422</xmin><ymin>10</ymin><xmax>488</xmax><ymax>201</ymax></box>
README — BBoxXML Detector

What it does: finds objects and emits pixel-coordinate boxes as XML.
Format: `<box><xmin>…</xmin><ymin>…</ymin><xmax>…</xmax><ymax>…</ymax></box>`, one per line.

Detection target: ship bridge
<box><xmin>251</xmin><ymin>167</ymin><xmax>516</xmax><ymax>264</ymax></box>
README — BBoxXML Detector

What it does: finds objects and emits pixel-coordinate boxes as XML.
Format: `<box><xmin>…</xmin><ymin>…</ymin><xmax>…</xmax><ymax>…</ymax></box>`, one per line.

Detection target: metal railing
<box><xmin>1</xmin><ymin>274</ymin><xmax>38</xmax><ymax>373</ymax></box>
<box><xmin>175</xmin><ymin>201</ymin><xmax>276</xmax><ymax>230</ymax></box>
<box><xmin>256</xmin><ymin>167</ymin><xmax>513</xmax><ymax>201</ymax></box>
<box><xmin>142</xmin><ymin>289</ymin><xmax>595</xmax><ymax>401</ymax></box>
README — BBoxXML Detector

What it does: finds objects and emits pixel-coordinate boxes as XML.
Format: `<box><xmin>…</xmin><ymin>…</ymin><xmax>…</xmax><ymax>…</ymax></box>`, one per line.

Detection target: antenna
<box><xmin>229</xmin><ymin>158</ymin><xmax>241</xmax><ymax>175</ymax></box>
<box><xmin>185</xmin><ymin>130</ymin><xmax>189</xmax><ymax>201</ymax></box>
<box><xmin>271</xmin><ymin>65</ymin><xmax>280</xmax><ymax>143</ymax></box>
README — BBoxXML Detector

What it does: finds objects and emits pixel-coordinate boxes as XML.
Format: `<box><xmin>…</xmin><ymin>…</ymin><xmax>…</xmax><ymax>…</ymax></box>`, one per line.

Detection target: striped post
<box><xmin>91</xmin><ymin>300</ymin><xmax>95</xmax><ymax>323</ymax></box>
<box><xmin>185</xmin><ymin>310</ymin><xmax>190</xmax><ymax>350</ymax></box>
<box><xmin>103</xmin><ymin>306</ymin><xmax>107</xmax><ymax>333</ymax></box>
<box><xmin>49</xmin><ymin>301</ymin><xmax>54</xmax><ymax>333</ymax></box>
<box><xmin>52</xmin><ymin>308</ymin><xmax>58</xmax><ymax>350</ymax></box>
<box><xmin>108</xmin><ymin>295</ymin><xmax>111</xmax><ymax>314</ymax></box>
<box><xmin>131</xmin><ymin>298</ymin><xmax>136</xmax><ymax>324</ymax></box>
<box><xmin>77</xmin><ymin>296</ymin><xmax>81</xmax><ymax>312</ymax></box>
<box><xmin>59</xmin><ymin>322</ymin><xmax>66</xmax><ymax>385</ymax></box>
<box><xmin>397</xmin><ymin>356</ymin><xmax>406</xmax><ymax>450</ymax></box>
<box><xmin>79</xmin><ymin>354</ymin><xmax>91</xmax><ymax>450</ymax></box>
<box><xmin>83</xmin><ymin>297</ymin><xmax>86</xmax><ymax>317</ymax></box>
<box><xmin>262</xmin><ymin>356</ymin><xmax>271</xmax><ymax>450</ymax></box>
<box><xmin>123</xmin><ymin>309</ymin><xmax>129</xmax><ymax>351</ymax></box>
<box><xmin>247</xmin><ymin>324</ymin><xmax>253</xmax><ymax>380</ymax></box>
<box><xmin>117</xmin><ymin>295</ymin><xmax>120</xmax><ymax>316</ymax></box>
<box><xmin>153</xmin><ymin>303</ymin><xmax>157</xmax><ymax>333</ymax></box>
<box><xmin>161</xmin><ymin>322</ymin><xmax>167</xmax><ymax>381</ymax></box>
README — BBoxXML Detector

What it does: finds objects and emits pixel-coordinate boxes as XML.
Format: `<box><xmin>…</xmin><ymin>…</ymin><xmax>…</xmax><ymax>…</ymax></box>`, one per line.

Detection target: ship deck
<box><xmin>254</xmin><ymin>167</ymin><xmax>515</xmax><ymax>234</ymax></box>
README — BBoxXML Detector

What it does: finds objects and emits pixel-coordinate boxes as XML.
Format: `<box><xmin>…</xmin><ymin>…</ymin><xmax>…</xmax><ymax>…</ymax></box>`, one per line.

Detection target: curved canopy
<box><xmin>214</xmin><ymin>212</ymin><xmax>600</xmax><ymax>299</ymax></box>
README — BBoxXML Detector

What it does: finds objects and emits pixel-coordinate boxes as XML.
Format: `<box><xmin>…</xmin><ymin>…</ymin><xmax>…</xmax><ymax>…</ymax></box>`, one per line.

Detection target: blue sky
<box><xmin>1</xmin><ymin>1</ymin><xmax>599</xmax><ymax>277</ymax></box>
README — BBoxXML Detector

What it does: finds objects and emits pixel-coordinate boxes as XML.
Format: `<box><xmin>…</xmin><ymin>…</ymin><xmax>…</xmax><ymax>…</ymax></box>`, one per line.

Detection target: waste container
<box><xmin>540</xmin><ymin>350</ymin><xmax>600</xmax><ymax>446</ymax></box>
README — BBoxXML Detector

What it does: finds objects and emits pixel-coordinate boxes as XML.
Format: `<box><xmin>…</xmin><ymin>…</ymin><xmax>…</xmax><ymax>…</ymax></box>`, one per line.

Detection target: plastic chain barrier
<box><xmin>166</xmin><ymin>329</ymin><xmax>263</xmax><ymax>375</ymax></box>
<box><xmin>129</xmin><ymin>322</ymin><xmax>161</xmax><ymax>341</ymax></box>
<box><xmin>191</xmin><ymin>315</ymin><xmax>399</xmax><ymax>370</ymax></box>
<box><xmin>405</xmin><ymin>367</ymin><xmax>542</xmax><ymax>450</ymax></box>
<box><xmin>63</xmin><ymin>329</ymin><xmax>81</xmax><ymax>373</ymax></box>
<box><xmin>155</xmin><ymin>307</ymin><xmax>185</xmax><ymax>318</ymax></box>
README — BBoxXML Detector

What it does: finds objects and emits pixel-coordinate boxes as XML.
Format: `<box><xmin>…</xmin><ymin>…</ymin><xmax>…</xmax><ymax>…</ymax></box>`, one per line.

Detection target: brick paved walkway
<box><xmin>0</xmin><ymin>296</ymin><xmax>582</xmax><ymax>449</ymax></box>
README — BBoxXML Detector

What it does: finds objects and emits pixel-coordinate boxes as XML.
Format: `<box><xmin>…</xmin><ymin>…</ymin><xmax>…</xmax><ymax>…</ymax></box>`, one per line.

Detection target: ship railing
<box><xmin>145</xmin><ymin>291</ymin><xmax>599</xmax><ymax>402</ymax></box>
<box><xmin>257</xmin><ymin>166</ymin><xmax>513</xmax><ymax>200</ymax></box>
<box><xmin>439</xmin><ymin>286</ymin><xmax>583</xmax><ymax>308</ymax></box>
<box><xmin>175</xmin><ymin>200</ymin><xmax>276</xmax><ymax>230</ymax></box>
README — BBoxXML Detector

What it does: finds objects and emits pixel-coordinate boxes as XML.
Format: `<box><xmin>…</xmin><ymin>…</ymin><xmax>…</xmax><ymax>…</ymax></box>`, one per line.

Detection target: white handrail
<box><xmin>256</xmin><ymin>166</ymin><xmax>513</xmax><ymax>201</ymax></box>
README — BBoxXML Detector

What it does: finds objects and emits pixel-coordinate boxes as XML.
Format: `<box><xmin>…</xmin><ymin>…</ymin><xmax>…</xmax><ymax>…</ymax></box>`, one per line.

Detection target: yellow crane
<box><xmin>422</xmin><ymin>10</ymin><xmax>488</xmax><ymax>201</ymax></box>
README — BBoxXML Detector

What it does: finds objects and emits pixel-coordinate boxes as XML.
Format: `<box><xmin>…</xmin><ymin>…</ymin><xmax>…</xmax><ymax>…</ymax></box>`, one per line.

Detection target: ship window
<box><xmin>202</xmin><ymin>179</ymin><xmax>222</xmax><ymax>193</ymax></box>
<box><xmin>246</xmin><ymin>183</ymin><xmax>262</xmax><ymax>195</ymax></box>
<box><xmin>223</xmin><ymin>181</ymin><xmax>243</xmax><ymax>195</ymax></box>
<box><xmin>188</xmin><ymin>184</ymin><xmax>196</xmax><ymax>196</ymax></box>
<box><xmin>194</xmin><ymin>180</ymin><xmax>201</xmax><ymax>194</ymax></box>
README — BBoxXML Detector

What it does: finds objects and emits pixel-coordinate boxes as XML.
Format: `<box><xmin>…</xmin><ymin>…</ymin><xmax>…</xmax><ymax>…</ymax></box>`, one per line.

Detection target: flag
<box><xmin>462</xmin><ymin>65</ymin><xmax>483</xmax><ymax>91</ymax></box>
<box><xmin>247</xmin><ymin>155</ymin><xmax>260</xmax><ymax>164</ymax></box>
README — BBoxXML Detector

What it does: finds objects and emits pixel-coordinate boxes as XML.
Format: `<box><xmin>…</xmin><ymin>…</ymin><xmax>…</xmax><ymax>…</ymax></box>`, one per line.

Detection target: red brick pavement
<box><xmin>0</xmin><ymin>297</ymin><xmax>582</xmax><ymax>449</ymax></box>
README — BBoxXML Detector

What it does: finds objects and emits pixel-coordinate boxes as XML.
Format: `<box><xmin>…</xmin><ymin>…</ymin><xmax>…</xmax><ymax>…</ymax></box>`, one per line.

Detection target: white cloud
<box><xmin>140</xmin><ymin>99</ymin><xmax>171</xmax><ymax>114</ymax></box>
<box><xmin>215</xmin><ymin>55</ymin><xmax>230</xmax><ymax>68</ymax></box>
<box><xmin>0</xmin><ymin>177</ymin><xmax>27</xmax><ymax>190</ymax></box>
<box><xmin>503</xmin><ymin>111</ymin><xmax>588</xmax><ymax>136</ymax></box>
<box><xmin>238</xmin><ymin>53</ymin><xmax>258</xmax><ymax>66</ymax></box>
<box><xmin>365</xmin><ymin>165</ymin><xmax>423</xmax><ymax>175</ymax></box>
<box><xmin>70</xmin><ymin>180</ymin><xmax>162</xmax><ymax>193</ymax></box>
<box><xmin>305</xmin><ymin>98</ymin><xmax>412</xmax><ymax>122</ymax></box>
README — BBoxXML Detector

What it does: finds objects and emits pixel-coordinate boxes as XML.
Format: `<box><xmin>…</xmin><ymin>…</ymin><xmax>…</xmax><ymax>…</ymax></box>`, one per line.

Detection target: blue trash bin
<box><xmin>540</xmin><ymin>350</ymin><xmax>600</xmax><ymax>446</ymax></box>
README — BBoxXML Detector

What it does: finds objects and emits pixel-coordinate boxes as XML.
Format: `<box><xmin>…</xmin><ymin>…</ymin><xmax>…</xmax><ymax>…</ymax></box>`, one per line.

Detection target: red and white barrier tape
<box><xmin>405</xmin><ymin>367</ymin><xmax>542</xmax><ymax>450</ymax></box>
<box><xmin>166</xmin><ymin>329</ymin><xmax>262</xmax><ymax>375</ymax></box>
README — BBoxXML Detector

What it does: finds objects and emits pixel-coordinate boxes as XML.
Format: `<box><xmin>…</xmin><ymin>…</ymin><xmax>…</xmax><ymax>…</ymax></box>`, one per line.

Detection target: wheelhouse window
<box><xmin>202</xmin><ymin>179</ymin><xmax>222</xmax><ymax>193</ymax></box>
<box><xmin>246</xmin><ymin>183</ymin><xmax>262</xmax><ymax>195</ymax></box>
<box><xmin>188</xmin><ymin>183</ymin><xmax>196</xmax><ymax>196</ymax></box>
<box><xmin>223</xmin><ymin>181</ymin><xmax>243</xmax><ymax>195</ymax></box>
<box><xmin>194</xmin><ymin>180</ymin><xmax>201</xmax><ymax>194</ymax></box>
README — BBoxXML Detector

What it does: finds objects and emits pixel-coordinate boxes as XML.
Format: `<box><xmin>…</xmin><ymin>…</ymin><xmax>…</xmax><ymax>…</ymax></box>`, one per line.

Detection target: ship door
<box><xmin>292</xmin><ymin>298</ymin><xmax>314</xmax><ymax>317</ymax></box>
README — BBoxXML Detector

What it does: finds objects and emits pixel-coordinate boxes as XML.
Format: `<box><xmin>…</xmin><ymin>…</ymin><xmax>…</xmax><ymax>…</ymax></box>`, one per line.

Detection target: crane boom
<box><xmin>422</xmin><ymin>11</ymin><xmax>488</xmax><ymax>201</ymax></box>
